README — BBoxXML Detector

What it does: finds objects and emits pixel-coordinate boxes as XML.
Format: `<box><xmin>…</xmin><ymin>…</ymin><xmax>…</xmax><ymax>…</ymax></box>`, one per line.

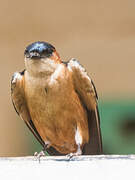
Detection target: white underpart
<box><xmin>75</xmin><ymin>127</ymin><xmax>82</xmax><ymax>145</ymax></box>
<box><xmin>12</xmin><ymin>72</ymin><xmax>22</xmax><ymax>83</ymax></box>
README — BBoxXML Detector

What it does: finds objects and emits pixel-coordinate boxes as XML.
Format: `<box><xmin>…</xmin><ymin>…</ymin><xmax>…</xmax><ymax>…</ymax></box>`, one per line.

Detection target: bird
<box><xmin>11</xmin><ymin>41</ymin><xmax>103</xmax><ymax>156</ymax></box>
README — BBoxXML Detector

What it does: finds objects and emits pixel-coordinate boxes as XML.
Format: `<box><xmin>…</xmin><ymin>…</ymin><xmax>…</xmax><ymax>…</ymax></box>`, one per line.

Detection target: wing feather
<box><xmin>11</xmin><ymin>71</ymin><xmax>45</xmax><ymax>146</ymax></box>
<box><xmin>67</xmin><ymin>59</ymin><xmax>103</xmax><ymax>154</ymax></box>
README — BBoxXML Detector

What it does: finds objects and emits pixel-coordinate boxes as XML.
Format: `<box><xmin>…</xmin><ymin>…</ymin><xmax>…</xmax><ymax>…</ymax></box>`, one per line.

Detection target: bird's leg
<box><xmin>34</xmin><ymin>141</ymin><xmax>50</xmax><ymax>161</ymax></box>
<box><xmin>66</xmin><ymin>143</ymin><xmax>82</xmax><ymax>159</ymax></box>
<box><xmin>42</xmin><ymin>141</ymin><xmax>51</xmax><ymax>155</ymax></box>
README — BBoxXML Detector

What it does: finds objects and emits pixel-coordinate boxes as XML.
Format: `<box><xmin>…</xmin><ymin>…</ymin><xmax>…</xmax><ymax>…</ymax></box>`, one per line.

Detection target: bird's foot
<box><xmin>34</xmin><ymin>150</ymin><xmax>46</xmax><ymax>162</ymax></box>
<box><xmin>34</xmin><ymin>150</ymin><xmax>45</xmax><ymax>157</ymax></box>
<box><xmin>66</xmin><ymin>148</ymin><xmax>82</xmax><ymax>160</ymax></box>
<box><xmin>34</xmin><ymin>141</ymin><xmax>50</xmax><ymax>162</ymax></box>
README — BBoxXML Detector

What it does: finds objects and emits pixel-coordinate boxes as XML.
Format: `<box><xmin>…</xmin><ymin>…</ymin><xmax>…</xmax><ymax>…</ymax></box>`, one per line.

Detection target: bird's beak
<box><xmin>25</xmin><ymin>52</ymin><xmax>41</xmax><ymax>59</ymax></box>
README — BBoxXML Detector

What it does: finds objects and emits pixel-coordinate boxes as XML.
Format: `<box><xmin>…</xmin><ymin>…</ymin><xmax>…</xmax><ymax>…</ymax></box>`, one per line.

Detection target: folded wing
<box><xmin>67</xmin><ymin>59</ymin><xmax>103</xmax><ymax>154</ymax></box>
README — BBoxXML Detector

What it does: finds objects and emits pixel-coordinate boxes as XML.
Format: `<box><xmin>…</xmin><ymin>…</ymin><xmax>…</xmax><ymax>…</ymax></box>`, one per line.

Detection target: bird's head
<box><xmin>24</xmin><ymin>41</ymin><xmax>61</xmax><ymax>76</ymax></box>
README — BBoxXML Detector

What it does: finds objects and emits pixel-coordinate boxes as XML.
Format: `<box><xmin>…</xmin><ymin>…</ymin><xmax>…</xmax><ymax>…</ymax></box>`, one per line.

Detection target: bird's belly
<box><xmin>26</xmin><ymin>87</ymin><xmax>88</xmax><ymax>154</ymax></box>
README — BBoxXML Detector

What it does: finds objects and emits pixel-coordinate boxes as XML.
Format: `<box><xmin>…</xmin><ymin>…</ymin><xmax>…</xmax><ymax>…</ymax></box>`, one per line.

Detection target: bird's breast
<box><xmin>24</xmin><ymin>69</ymin><xmax>89</xmax><ymax>153</ymax></box>
<box><xmin>24</xmin><ymin>67</ymin><xmax>76</xmax><ymax>121</ymax></box>
<box><xmin>25</xmin><ymin>75</ymin><xmax>78</xmax><ymax>123</ymax></box>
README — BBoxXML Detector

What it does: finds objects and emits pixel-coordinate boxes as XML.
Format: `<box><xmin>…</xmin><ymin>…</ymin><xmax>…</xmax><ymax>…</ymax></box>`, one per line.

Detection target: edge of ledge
<box><xmin>0</xmin><ymin>154</ymin><xmax>135</xmax><ymax>162</ymax></box>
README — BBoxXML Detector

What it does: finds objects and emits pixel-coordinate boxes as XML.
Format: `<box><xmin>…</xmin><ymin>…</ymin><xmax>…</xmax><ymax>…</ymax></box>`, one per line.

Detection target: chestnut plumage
<box><xmin>11</xmin><ymin>41</ymin><xmax>103</xmax><ymax>156</ymax></box>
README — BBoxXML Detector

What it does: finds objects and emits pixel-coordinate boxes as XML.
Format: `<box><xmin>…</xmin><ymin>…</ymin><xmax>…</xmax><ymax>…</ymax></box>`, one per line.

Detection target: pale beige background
<box><xmin>1</xmin><ymin>0</ymin><xmax>135</xmax><ymax>156</ymax></box>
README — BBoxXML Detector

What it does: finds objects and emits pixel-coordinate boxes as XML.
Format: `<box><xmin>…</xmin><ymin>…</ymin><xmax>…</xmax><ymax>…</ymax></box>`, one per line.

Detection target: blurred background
<box><xmin>1</xmin><ymin>0</ymin><xmax>135</xmax><ymax>156</ymax></box>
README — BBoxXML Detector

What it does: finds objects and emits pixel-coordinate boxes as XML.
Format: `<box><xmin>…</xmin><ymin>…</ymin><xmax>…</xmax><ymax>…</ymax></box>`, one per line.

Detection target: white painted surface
<box><xmin>0</xmin><ymin>155</ymin><xmax>135</xmax><ymax>180</ymax></box>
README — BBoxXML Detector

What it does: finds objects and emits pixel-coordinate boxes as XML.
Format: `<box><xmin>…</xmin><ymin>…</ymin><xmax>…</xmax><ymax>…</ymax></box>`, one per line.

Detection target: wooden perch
<box><xmin>0</xmin><ymin>155</ymin><xmax>135</xmax><ymax>179</ymax></box>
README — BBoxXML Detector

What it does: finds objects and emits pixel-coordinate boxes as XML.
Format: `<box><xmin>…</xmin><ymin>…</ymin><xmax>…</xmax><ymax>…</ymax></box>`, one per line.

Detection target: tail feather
<box><xmin>82</xmin><ymin>106</ymin><xmax>103</xmax><ymax>155</ymax></box>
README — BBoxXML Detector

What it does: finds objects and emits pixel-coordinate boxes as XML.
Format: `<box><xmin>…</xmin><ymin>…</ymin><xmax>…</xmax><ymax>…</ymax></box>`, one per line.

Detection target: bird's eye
<box><xmin>47</xmin><ymin>48</ymin><xmax>53</xmax><ymax>54</ymax></box>
<box><xmin>41</xmin><ymin>48</ymin><xmax>53</xmax><ymax>57</ymax></box>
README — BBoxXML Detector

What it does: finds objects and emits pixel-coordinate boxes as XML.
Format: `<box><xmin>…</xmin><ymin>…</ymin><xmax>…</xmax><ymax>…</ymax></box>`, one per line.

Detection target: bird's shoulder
<box><xmin>11</xmin><ymin>70</ymin><xmax>26</xmax><ymax>114</ymax></box>
<box><xmin>64</xmin><ymin>58</ymin><xmax>98</xmax><ymax>110</ymax></box>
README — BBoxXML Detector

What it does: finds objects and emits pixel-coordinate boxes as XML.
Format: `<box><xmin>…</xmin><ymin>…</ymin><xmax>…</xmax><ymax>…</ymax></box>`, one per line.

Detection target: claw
<box><xmin>66</xmin><ymin>148</ymin><xmax>82</xmax><ymax>160</ymax></box>
<box><xmin>34</xmin><ymin>141</ymin><xmax>50</xmax><ymax>162</ymax></box>
<box><xmin>34</xmin><ymin>150</ymin><xmax>45</xmax><ymax>162</ymax></box>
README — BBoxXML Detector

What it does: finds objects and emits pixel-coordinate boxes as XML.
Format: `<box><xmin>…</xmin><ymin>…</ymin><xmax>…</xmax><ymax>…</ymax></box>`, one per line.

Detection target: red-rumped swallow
<box><xmin>11</xmin><ymin>41</ymin><xmax>103</xmax><ymax>156</ymax></box>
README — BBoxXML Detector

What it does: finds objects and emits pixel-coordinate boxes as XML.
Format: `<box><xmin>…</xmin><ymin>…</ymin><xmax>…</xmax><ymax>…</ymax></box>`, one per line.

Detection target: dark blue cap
<box><xmin>24</xmin><ymin>41</ymin><xmax>55</xmax><ymax>59</ymax></box>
